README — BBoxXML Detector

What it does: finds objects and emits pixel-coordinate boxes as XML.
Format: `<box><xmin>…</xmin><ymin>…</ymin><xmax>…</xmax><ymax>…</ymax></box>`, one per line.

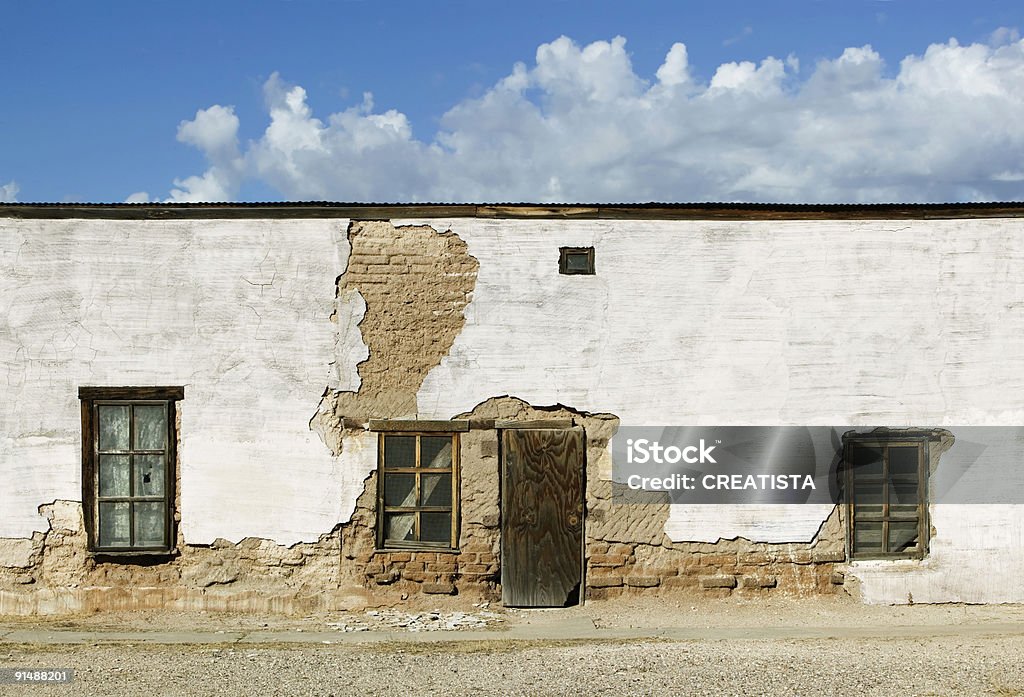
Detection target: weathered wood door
<box><xmin>500</xmin><ymin>427</ymin><xmax>584</xmax><ymax>607</ymax></box>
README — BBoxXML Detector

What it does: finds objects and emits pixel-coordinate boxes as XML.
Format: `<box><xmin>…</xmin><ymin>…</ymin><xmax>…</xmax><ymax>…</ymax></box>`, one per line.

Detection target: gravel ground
<box><xmin>2</xmin><ymin>635</ymin><xmax>1023</xmax><ymax>696</ymax></box>
<box><xmin>2</xmin><ymin>597</ymin><xmax>1024</xmax><ymax>696</ymax></box>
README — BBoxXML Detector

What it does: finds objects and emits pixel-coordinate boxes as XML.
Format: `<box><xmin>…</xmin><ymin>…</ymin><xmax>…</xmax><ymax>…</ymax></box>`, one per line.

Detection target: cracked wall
<box><xmin>393</xmin><ymin>216</ymin><xmax>1024</xmax><ymax>603</ymax></box>
<box><xmin>313</xmin><ymin>220</ymin><xmax>484</xmax><ymax>598</ymax></box>
<box><xmin>5</xmin><ymin>214</ymin><xmax>1024</xmax><ymax>609</ymax></box>
<box><xmin>0</xmin><ymin>218</ymin><xmax>349</xmax><ymax>543</ymax></box>
<box><xmin>0</xmin><ymin>217</ymin><xmax>486</xmax><ymax>612</ymax></box>
<box><xmin>318</xmin><ymin>220</ymin><xmax>479</xmax><ymax>422</ymax></box>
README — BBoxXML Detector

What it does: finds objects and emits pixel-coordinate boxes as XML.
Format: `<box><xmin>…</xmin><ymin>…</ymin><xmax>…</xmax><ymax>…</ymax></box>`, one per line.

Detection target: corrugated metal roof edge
<box><xmin>3</xmin><ymin>201</ymin><xmax>1024</xmax><ymax>220</ymax></box>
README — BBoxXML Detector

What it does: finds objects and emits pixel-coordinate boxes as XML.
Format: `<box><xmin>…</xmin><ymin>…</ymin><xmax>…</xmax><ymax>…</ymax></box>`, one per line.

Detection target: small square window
<box><xmin>843</xmin><ymin>434</ymin><xmax>929</xmax><ymax>560</ymax></box>
<box><xmin>559</xmin><ymin>247</ymin><xmax>595</xmax><ymax>275</ymax></box>
<box><xmin>79</xmin><ymin>386</ymin><xmax>183</xmax><ymax>555</ymax></box>
<box><xmin>377</xmin><ymin>432</ymin><xmax>459</xmax><ymax>550</ymax></box>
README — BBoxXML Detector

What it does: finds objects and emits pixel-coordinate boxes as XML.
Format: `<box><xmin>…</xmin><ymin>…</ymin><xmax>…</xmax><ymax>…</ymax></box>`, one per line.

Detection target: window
<box><xmin>844</xmin><ymin>434</ymin><xmax>928</xmax><ymax>559</ymax></box>
<box><xmin>377</xmin><ymin>432</ymin><xmax>459</xmax><ymax>550</ymax></box>
<box><xmin>559</xmin><ymin>246</ymin><xmax>595</xmax><ymax>275</ymax></box>
<box><xmin>79</xmin><ymin>386</ymin><xmax>182</xmax><ymax>554</ymax></box>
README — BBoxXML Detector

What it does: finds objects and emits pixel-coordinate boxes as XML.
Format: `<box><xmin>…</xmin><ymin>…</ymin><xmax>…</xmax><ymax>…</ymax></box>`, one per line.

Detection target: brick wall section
<box><xmin>365</xmin><ymin>547</ymin><xmax>499</xmax><ymax>595</ymax></box>
<box><xmin>337</xmin><ymin>220</ymin><xmax>478</xmax><ymax>401</ymax></box>
<box><xmin>585</xmin><ymin>540</ymin><xmax>846</xmax><ymax>600</ymax></box>
<box><xmin>325</xmin><ymin>220</ymin><xmax>500</xmax><ymax>601</ymax></box>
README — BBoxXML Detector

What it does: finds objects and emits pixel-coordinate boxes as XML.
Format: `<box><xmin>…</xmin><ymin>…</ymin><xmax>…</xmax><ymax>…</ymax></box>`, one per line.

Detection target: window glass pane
<box><xmin>420</xmin><ymin>473</ymin><xmax>452</xmax><ymax>507</ymax></box>
<box><xmin>98</xmin><ymin>454</ymin><xmax>131</xmax><ymax>497</ymax></box>
<box><xmin>98</xmin><ymin>502</ymin><xmax>130</xmax><ymax>546</ymax></box>
<box><xmin>134</xmin><ymin>502</ymin><xmax>165</xmax><ymax>546</ymax></box>
<box><xmin>421</xmin><ymin>436</ymin><xmax>452</xmax><ymax>469</ymax></box>
<box><xmin>134</xmin><ymin>404</ymin><xmax>167</xmax><ymax>450</ymax></box>
<box><xmin>848</xmin><ymin>443</ymin><xmax>883</xmax><ymax>476</ymax></box>
<box><xmin>853</xmin><ymin>522</ymin><xmax>883</xmax><ymax>554</ymax></box>
<box><xmin>853</xmin><ymin>480</ymin><xmax>883</xmax><ymax>505</ymax></box>
<box><xmin>384</xmin><ymin>436</ymin><xmax>416</xmax><ymax>468</ymax></box>
<box><xmin>384</xmin><ymin>513</ymin><xmax>415</xmax><ymax>542</ymax></box>
<box><xmin>853</xmin><ymin>503</ymin><xmax>883</xmax><ymax>519</ymax></box>
<box><xmin>889</xmin><ymin>506</ymin><xmax>919</xmax><ymax>521</ymax></box>
<box><xmin>98</xmin><ymin>405</ymin><xmax>130</xmax><ymax>451</ymax></box>
<box><xmin>420</xmin><ymin>512</ymin><xmax>452</xmax><ymax>543</ymax></box>
<box><xmin>565</xmin><ymin>252</ymin><xmax>591</xmax><ymax>273</ymax></box>
<box><xmin>889</xmin><ymin>522</ymin><xmax>919</xmax><ymax>553</ymax></box>
<box><xmin>135</xmin><ymin>455</ymin><xmax>166</xmax><ymax>497</ymax></box>
<box><xmin>889</xmin><ymin>446</ymin><xmax>919</xmax><ymax>476</ymax></box>
<box><xmin>384</xmin><ymin>473</ymin><xmax>416</xmax><ymax>507</ymax></box>
<box><xmin>889</xmin><ymin>479</ymin><xmax>919</xmax><ymax>506</ymax></box>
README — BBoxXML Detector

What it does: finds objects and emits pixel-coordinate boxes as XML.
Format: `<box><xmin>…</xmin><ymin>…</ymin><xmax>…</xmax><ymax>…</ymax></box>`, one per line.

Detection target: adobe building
<box><xmin>1</xmin><ymin>202</ymin><xmax>1023</xmax><ymax>614</ymax></box>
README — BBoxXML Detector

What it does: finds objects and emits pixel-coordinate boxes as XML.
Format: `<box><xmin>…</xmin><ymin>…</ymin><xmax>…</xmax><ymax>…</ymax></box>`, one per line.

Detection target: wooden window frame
<box><xmin>843</xmin><ymin>434</ymin><xmax>930</xmax><ymax>561</ymax></box>
<box><xmin>79</xmin><ymin>386</ymin><xmax>183</xmax><ymax>556</ymax></box>
<box><xmin>559</xmin><ymin>246</ymin><xmax>595</xmax><ymax>275</ymax></box>
<box><xmin>376</xmin><ymin>432</ymin><xmax>460</xmax><ymax>552</ymax></box>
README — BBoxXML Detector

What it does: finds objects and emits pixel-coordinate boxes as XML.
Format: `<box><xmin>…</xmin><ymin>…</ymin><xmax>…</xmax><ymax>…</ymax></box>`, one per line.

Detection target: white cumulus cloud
<box><xmin>1</xmin><ymin>181</ymin><xmax>19</xmax><ymax>203</ymax></box>
<box><xmin>167</xmin><ymin>105</ymin><xmax>245</xmax><ymax>202</ymax></box>
<box><xmin>162</xmin><ymin>34</ymin><xmax>1024</xmax><ymax>203</ymax></box>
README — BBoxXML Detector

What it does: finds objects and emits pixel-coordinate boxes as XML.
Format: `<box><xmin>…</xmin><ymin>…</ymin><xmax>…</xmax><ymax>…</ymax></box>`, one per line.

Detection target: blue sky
<box><xmin>2</xmin><ymin>0</ymin><xmax>1023</xmax><ymax>203</ymax></box>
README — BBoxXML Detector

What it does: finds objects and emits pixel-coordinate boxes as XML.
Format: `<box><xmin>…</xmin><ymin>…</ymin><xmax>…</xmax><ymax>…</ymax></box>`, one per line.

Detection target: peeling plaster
<box><xmin>0</xmin><ymin>218</ymin><xmax>350</xmax><ymax>545</ymax></box>
<box><xmin>310</xmin><ymin>220</ymin><xmax>481</xmax><ymax>544</ymax></box>
<box><xmin>6</xmin><ymin>214</ymin><xmax>1024</xmax><ymax>604</ymax></box>
<box><xmin>393</xmin><ymin>217</ymin><xmax>1024</xmax><ymax>600</ymax></box>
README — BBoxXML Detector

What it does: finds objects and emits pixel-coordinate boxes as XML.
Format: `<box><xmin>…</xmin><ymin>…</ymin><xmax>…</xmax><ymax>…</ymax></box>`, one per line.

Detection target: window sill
<box><xmin>374</xmin><ymin>547</ymin><xmax>461</xmax><ymax>555</ymax></box>
<box><xmin>89</xmin><ymin>549</ymin><xmax>178</xmax><ymax>563</ymax></box>
<box><xmin>848</xmin><ymin>553</ymin><xmax>927</xmax><ymax>563</ymax></box>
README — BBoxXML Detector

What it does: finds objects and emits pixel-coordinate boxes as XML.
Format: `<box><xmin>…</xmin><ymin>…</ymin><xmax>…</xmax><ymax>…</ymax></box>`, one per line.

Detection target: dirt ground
<box><xmin>2</xmin><ymin>592</ymin><xmax>1020</xmax><ymax>633</ymax></box>
<box><xmin>2</xmin><ymin>596</ymin><xmax>1024</xmax><ymax>696</ymax></box>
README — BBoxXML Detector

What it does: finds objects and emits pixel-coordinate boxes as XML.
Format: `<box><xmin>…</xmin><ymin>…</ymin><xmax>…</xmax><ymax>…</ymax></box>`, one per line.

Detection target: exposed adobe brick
<box><xmin>812</xmin><ymin>549</ymin><xmax>846</xmax><ymax>563</ymax></box>
<box><xmin>588</xmin><ymin>575</ymin><xmax>624</xmax><ymax>588</ymax></box>
<box><xmin>661</xmin><ymin>576</ymin><xmax>698</xmax><ymax>590</ymax></box>
<box><xmin>700</xmin><ymin>575</ymin><xmax>738</xmax><ymax>589</ymax></box>
<box><xmin>589</xmin><ymin>554</ymin><xmax>628</xmax><ymax>567</ymax></box>
<box><xmin>459</xmin><ymin>564</ymin><xmax>490</xmax><ymax>574</ymax></box>
<box><xmin>625</xmin><ymin>576</ymin><xmax>660</xmax><ymax>588</ymax></box>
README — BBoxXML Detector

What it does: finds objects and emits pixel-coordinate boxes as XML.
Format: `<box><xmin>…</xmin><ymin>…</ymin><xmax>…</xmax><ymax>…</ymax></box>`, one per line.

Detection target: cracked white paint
<box><xmin>0</xmin><ymin>218</ymin><xmax>365</xmax><ymax>545</ymax></box>
<box><xmin>399</xmin><ymin>216</ymin><xmax>1024</xmax><ymax>602</ymax></box>
<box><xmin>6</xmin><ymin>213</ymin><xmax>1024</xmax><ymax>603</ymax></box>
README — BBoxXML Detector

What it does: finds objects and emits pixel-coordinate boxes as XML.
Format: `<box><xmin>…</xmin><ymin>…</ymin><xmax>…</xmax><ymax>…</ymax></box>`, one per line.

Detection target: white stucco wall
<box><xmin>0</xmin><ymin>218</ymin><xmax>364</xmax><ymax>546</ymax></box>
<box><xmin>397</xmin><ymin>216</ymin><xmax>1024</xmax><ymax>602</ymax></box>
<box><xmin>5</xmin><ymin>213</ymin><xmax>1024</xmax><ymax>603</ymax></box>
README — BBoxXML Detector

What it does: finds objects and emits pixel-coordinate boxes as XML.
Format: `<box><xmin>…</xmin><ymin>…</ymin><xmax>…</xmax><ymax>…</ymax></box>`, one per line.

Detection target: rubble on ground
<box><xmin>325</xmin><ymin>603</ymin><xmax>505</xmax><ymax>632</ymax></box>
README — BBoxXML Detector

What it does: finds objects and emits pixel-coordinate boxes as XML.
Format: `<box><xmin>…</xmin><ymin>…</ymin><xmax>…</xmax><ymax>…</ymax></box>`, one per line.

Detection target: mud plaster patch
<box><xmin>313</xmin><ymin>220</ymin><xmax>480</xmax><ymax>439</ymax></box>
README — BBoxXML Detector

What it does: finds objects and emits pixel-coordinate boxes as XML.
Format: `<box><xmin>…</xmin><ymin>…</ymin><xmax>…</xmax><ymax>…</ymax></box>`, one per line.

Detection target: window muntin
<box><xmin>844</xmin><ymin>437</ymin><xmax>928</xmax><ymax>560</ymax></box>
<box><xmin>80</xmin><ymin>387</ymin><xmax>180</xmax><ymax>554</ymax></box>
<box><xmin>378</xmin><ymin>433</ymin><xmax>458</xmax><ymax>550</ymax></box>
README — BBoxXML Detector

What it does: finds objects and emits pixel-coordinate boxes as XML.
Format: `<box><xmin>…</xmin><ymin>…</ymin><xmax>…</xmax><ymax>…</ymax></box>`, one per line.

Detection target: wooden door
<box><xmin>500</xmin><ymin>427</ymin><xmax>584</xmax><ymax>607</ymax></box>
